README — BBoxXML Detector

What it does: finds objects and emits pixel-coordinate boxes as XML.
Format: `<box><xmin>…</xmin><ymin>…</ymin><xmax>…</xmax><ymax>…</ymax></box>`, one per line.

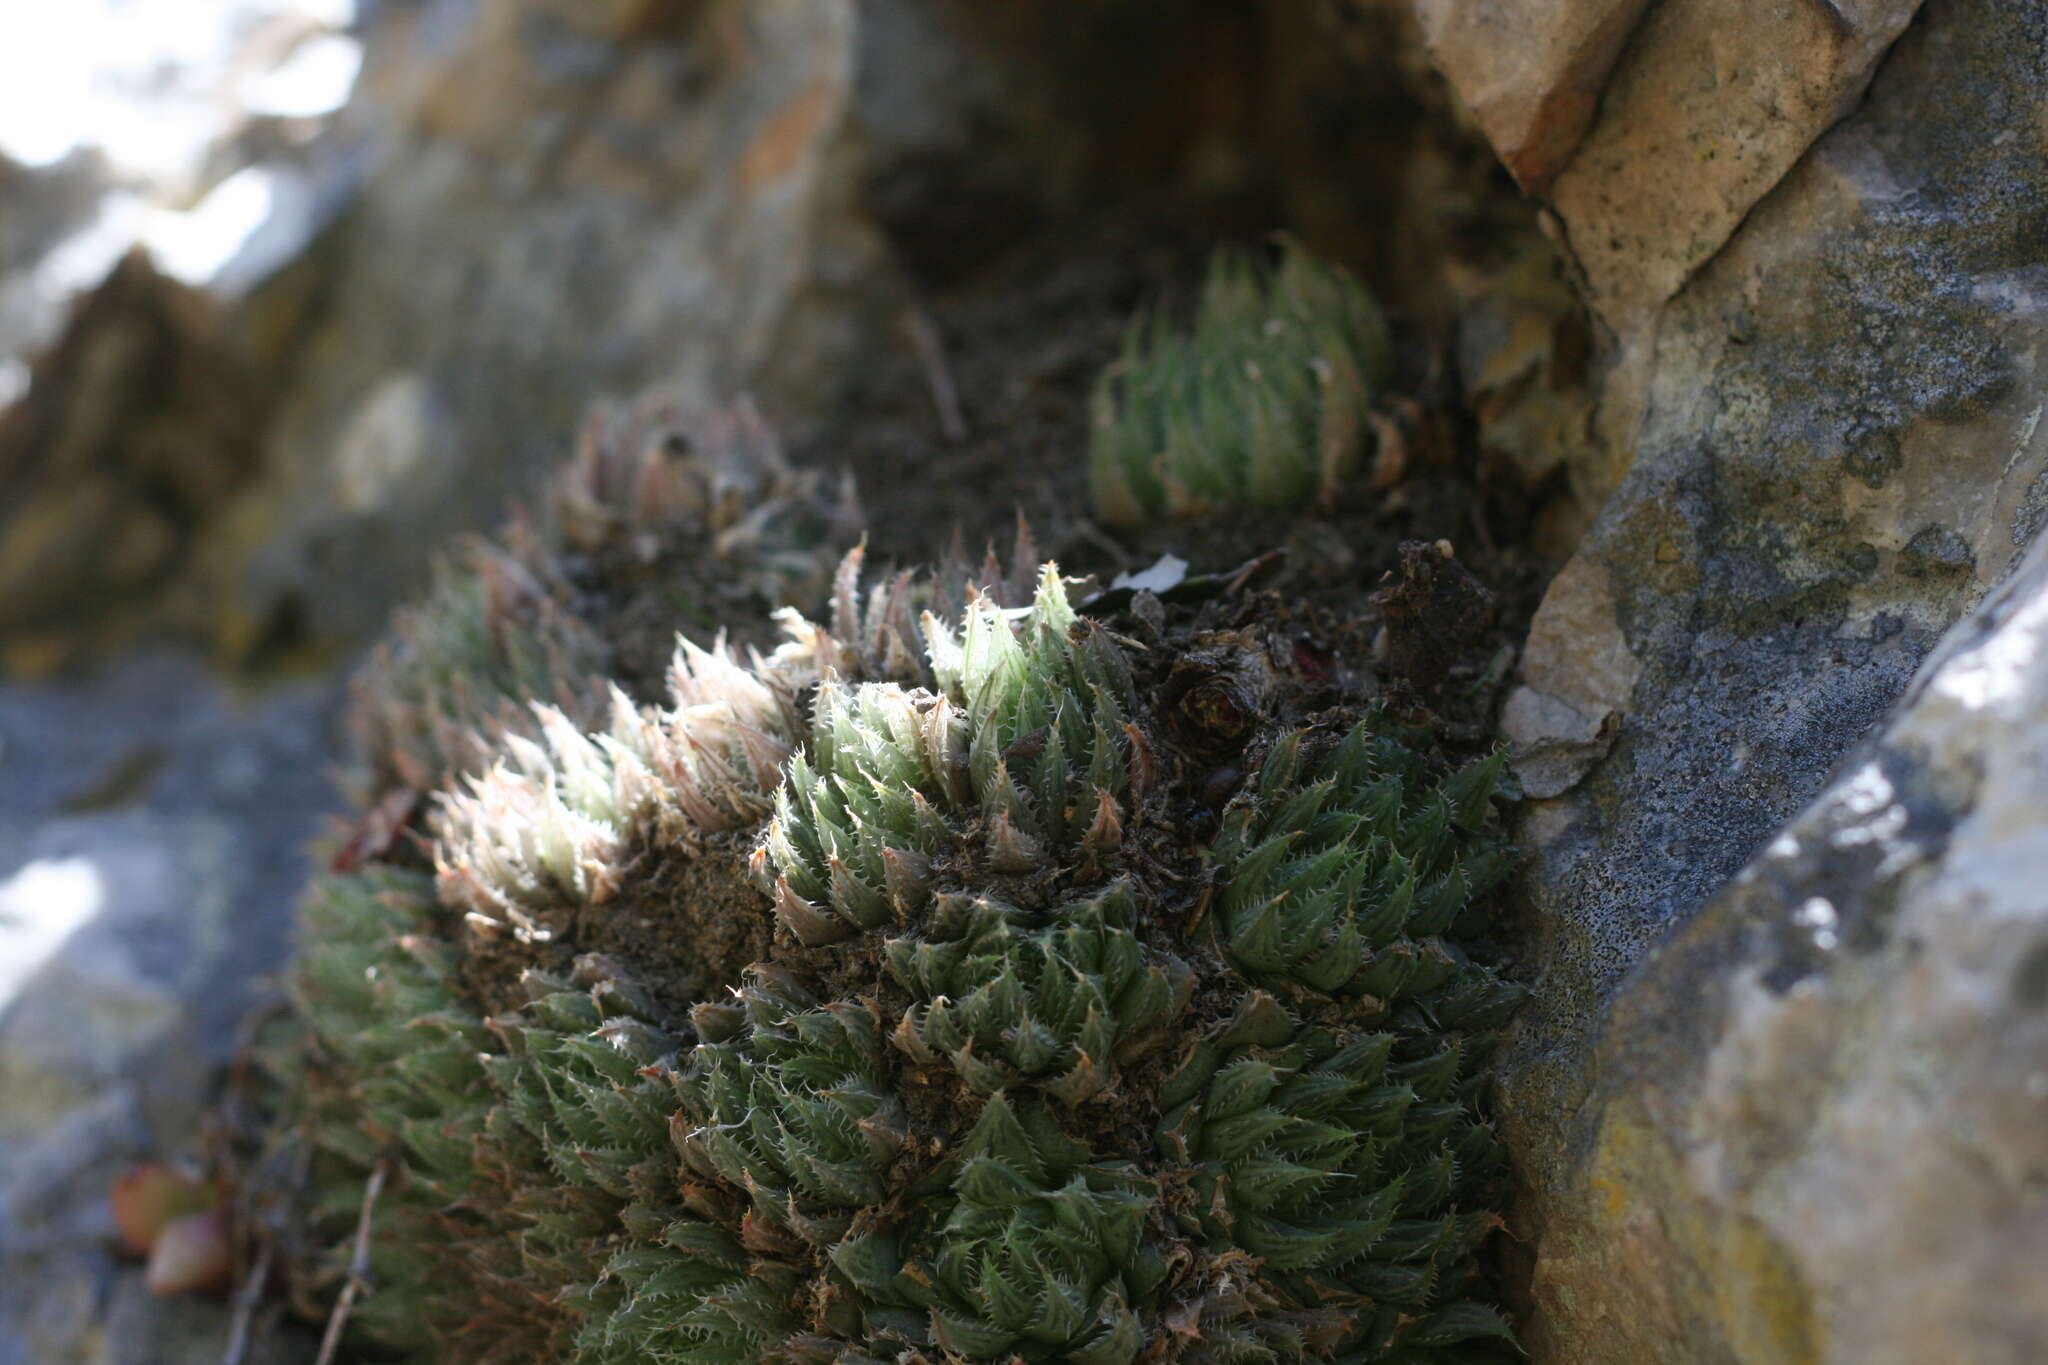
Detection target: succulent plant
<box><xmin>345</xmin><ymin>535</ymin><xmax>609</xmax><ymax>804</ymax></box>
<box><xmin>344</xmin><ymin>393</ymin><xmax>859</xmax><ymax>809</ymax></box>
<box><xmin>1090</xmin><ymin>241</ymin><xmax>1393</xmax><ymax>527</ymax></box>
<box><xmin>271</xmin><ymin>528</ymin><xmax>1521</xmax><ymax>1362</ymax></box>
<box><xmin>1212</xmin><ymin>727</ymin><xmax>1516</xmax><ymax>1006</ymax></box>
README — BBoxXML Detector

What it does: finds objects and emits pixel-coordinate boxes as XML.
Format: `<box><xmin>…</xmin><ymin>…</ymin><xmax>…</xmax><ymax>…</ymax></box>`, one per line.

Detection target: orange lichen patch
<box><xmin>738</xmin><ymin>78</ymin><xmax>837</xmax><ymax>194</ymax></box>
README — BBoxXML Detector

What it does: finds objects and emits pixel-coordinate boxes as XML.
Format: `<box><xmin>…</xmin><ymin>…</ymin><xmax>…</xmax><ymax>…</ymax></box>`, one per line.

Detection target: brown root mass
<box><xmin>571</xmin><ymin>829</ymin><xmax>777</xmax><ymax>1027</ymax></box>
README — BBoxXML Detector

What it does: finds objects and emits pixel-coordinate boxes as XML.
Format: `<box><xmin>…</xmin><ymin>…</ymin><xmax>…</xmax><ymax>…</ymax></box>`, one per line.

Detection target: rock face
<box><xmin>1544</xmin><ymin>0</ymin><xmax>1925</xmax><ymax>338</ymax></box>
<box><xmin>1525</xmin><ymin>530</ymin><xmax>2048</xmax><ymax>1365</ymax></box>
<box><xmin>0</xmin><ymin>652</ymin><xmax>335</xmax><ymax>1364</ymax></box>
<box><xmin>213</xmin><ymin>0</ymin><xmax>889</xmax><ymax>651</ymax></box>
<box><xmin>1485</xmin><ymin>3</ymin><xmax>2048</xmax><ymax>1360</ymax></box>
<box><xmin>0</xmin><ymin>254</ymin><xmax>264</xmax><ymax>672</ymax></box>
<box><xmin>1421</xmin><ymin>0</ymin><xmax>1928</xmax><ymax>513</ymax></box>
<box><xmin>1411</xmin><ymin>0</ymin><xmax>1650</xmax><ymax>194</ymax></box>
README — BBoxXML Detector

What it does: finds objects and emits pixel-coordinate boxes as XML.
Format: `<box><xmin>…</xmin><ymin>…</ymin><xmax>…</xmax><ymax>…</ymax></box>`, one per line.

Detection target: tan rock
<box><xmin>1450</xmin><ymin>230</ymin><xmax>1596</xmax><ymax>489</ymax></box>
<box><xmin>1421</xmin><ymin>0</ymin><xmax>1923</xmax><ymax>337</ymax></box>
<box><xmin>1502</xmin><ymin>554</ymin><xmax>1639</xmax><ymax>797</ymax></box>
<box><xmin>1417</xmin><ymin>0</ymin><xmax>1926</xmax><ymax>511</ymax></box>
<box><xmin>0</xmin><ymin>253</ymin><xmax>261</xmax><ymax>661</ymax></box>
<box><xmin>1412</xmin><ymin>0</ymin><xmax>1651</xmax><ymax>193</ymax></box>
<box><xmin>1548</xmin><ymin>0</ymin><xmax>1925</xmax><ymax>338</ymax></box>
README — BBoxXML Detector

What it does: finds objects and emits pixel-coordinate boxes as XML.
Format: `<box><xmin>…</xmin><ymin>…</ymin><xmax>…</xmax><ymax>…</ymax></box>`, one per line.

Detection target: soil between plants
<box><xmin>800</xmin><ymin>217</ymin><xmax>1550</xmax><ymax>736</ymax></box>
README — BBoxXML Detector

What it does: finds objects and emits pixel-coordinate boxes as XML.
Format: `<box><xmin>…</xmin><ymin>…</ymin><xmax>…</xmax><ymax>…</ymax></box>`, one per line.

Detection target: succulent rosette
<box><xmin>1091</xmin><ymin>241</ymin><xmax>1393</xmax><ymax>527</ymax></box>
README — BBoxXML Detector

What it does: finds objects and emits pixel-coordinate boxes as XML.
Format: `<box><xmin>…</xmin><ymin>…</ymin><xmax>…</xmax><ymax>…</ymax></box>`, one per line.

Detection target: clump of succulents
<box><xmin>1090</xmin><ymin>241</ymin><xmax>1393</xmax><ymax>526</ymax></box>
<box><xmin>273</xmin><ymin>516</ymin><xmax>1522</xmax><ymax>1362</ymax></box>
<box><xmin>248</xmin><ymin>228</ymin><xmax>1521</xmax><ymax>1365</ymax></box>
<box><xmin>344</xmin><ymin>535</ymin><xmax>608</xmax><ymax>803</ymax></box>
<box><xmin>345</xmin><ymin>392</ymin><xmax>858</xmax><ymax>808</ymax></box>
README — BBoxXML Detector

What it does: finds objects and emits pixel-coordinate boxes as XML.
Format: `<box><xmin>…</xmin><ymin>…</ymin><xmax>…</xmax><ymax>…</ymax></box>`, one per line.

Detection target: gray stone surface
<box><xmin>1498</xmin><ymin>3</ymin><xmax>2048</xmax><ymax>1358</ymax></box>
<box><xmin>1520</xmin><ymin>526</ymin><xmax>2048</xmax><ymax>1364</ymax></box>
<box><xmin>0</xmin><ymin>651</ymin><xmax>337</xmax><ymax>1364</ymax></box>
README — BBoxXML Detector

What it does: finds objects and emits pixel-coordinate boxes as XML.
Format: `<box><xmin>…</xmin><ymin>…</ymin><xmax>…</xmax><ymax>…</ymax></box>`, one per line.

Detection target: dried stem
<box><xmin>313</xmin><ymin>1160</ymin><xmax>389</xmax><ymax>1365</ymax></box>
<box><xmin>222</xmin><ymin>1086</ymin><xmax>315</xmax><ymax>1365</ymax></box>
<box><xmin>905</xmin><ymin>307</ymin><xmax>967</xmax><ymax>442</ymax></box>
<box><xmin>220</xmin><ymin>1235</ymin><xmax>274</xmax><ymax>1365</ymax></box>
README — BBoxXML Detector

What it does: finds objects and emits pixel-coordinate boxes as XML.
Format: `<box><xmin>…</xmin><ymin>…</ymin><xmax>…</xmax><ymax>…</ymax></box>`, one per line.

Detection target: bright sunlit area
<box><xmin>0</xmin><ymin>0</ymin><xmax>360</xmax><ymax>406</ymax></box>
<box><xmin>0</xmin><ymin>855</ymin><xmax>103</xmax><ymax>1011</ymax></box>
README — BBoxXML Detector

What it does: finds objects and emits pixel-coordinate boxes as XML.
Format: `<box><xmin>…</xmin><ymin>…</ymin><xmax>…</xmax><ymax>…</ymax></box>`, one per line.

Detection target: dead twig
<box><xmin>220</xmin><ymin>1234</ymin><xmax>274</xmax><ymax>1365</ymax></box>
<box><xmin>313</xmin><ymin>1160</ymin><xmax>389</xmax><ymax>1365</ymax></box>
<box><xmin>904</xmin><ymin>308</ymin><xmax>967</xmax><ymax>442</ymax></box>
<box><xmin>1070</xmin><ymin>515</ymin><xmax>1135</xmax><ymax>571</ymax></box>
<box><xmin>222</xmin><ymin>1046</ymin><xmax>316</xmax><ymax>1365</ymax></box>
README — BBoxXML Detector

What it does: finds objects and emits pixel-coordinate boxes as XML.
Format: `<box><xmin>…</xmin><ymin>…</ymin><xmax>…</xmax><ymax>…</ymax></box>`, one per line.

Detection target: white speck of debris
<box><xmin>1111</xmin><ymin>554</ymin><xmax>1189</xmax><ymax>596</ymax></box>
